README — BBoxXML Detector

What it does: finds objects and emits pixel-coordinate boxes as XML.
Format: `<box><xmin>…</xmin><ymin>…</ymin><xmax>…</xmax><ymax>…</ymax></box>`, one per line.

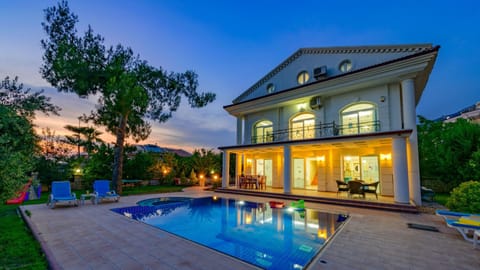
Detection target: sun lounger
<box><xmin>47</xmin><ymin>181</ymin><xmax>78</xmax><ymax>209</ymax></box>
<box><xmin>435</xmin><ymin>209</ymin><xmax>477</xmax><ymax>221</ymax></box>
<box><xmin>445</xmin><ymin>219</ymin><xmax>480</xmax><ymax>244</ymax></box>
<box><xmin>93</xmin><ymin>180</ymin><xmax>120</xmax><ymax>204</ymax></box>
<box><xmin>436</xmin><ymin>209</ymin><xmax>480</xmax><ymax>246</ymax></box>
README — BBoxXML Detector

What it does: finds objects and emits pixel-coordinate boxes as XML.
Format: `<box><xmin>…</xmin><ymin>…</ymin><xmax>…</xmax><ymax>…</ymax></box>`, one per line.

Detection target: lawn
<box><xmin>0</xmin><ymin>204</ymin><xmax>47</xmax><ymax>270</ymax></box>
<box><xmin>0</xmin><ymin>184</ymin><xmax>186</xmax><ymax>269</ymax></box>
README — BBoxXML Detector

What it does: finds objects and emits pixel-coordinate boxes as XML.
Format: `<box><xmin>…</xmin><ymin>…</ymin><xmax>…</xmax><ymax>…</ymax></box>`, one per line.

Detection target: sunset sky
<box><xmin>1</xmin><ymin>0</ymin><xmax>479</xmax><ymax>152</ymax></box>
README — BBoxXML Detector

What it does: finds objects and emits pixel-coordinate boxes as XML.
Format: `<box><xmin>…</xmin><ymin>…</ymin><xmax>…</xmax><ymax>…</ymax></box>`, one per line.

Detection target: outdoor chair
<box><xmin>93</xmin><ymin>180</ymin><xmax>120</xmax><ymax>204</ymax></box>
<box><xmin>363</xmin><ymin>181</ymin><xmax>379</xmax><ymax>199</ymax></box>
<box><xmin>348</xmin><ymin>180</ymin><xmax>365</xmax><ymax>199</ymax></box>
<box><xmin>47</xmin><ymin>181</ymin><xmax>78</xmax><ymax>209</ymax></box>
<box><xmin>258</xmin><ymin>176</ymin><xmax>266</xmax><ymax>190</ymax></box>
<box><xmin>436</xmin><ymin>209</ymin><xmax>480</xmax><ymax>247</ymax></box>
<box><xmin>336</xmin><ymin>180</ymin><xmax>349</xmax><ymax>197</ymax></box>
<box><xmin>421</xmin><ymin>186</ymin><xmax>435</xmax><ymax>202</ymax></box>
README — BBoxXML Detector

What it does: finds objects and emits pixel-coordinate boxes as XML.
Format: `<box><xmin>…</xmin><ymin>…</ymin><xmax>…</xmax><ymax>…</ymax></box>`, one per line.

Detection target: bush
<box><xmin>446</xmin><ymin>181</ymin><xmax>480</xmax><ymax>213</ymax></box>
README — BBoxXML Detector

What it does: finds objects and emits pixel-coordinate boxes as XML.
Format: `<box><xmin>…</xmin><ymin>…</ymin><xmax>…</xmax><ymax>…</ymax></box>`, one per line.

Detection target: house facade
<box><xmin>220</xmin><ymin>44</ymin><xmax>439</xmax><ymax>206</ymax></box>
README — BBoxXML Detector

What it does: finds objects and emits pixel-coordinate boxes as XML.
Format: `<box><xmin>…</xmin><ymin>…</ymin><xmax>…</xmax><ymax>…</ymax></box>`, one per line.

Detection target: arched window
<box><xmin>291</xmin><ymin>113</ymin><xmax>315</xmax><ymax>140</ymax></box>
<box><xmin>341</xmin><ymin>103</ymin><xmax>377</xmax><ymax>135</ymax></box>
<box><xmin>253</xmin><ymin>120</ymin><xmax>273</xmax><ymax>143</ymax></box>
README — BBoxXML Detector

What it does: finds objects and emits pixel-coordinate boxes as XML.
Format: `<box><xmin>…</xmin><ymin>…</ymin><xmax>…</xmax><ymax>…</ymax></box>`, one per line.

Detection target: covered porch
<box><xmin>221</xmin><ymin>130</ymin><xmax>416</xmax><ymax>207</ymax></box>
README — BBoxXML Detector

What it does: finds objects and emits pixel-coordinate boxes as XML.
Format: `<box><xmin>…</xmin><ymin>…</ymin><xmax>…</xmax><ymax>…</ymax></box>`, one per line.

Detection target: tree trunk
<box><xmin>112</xmin><ymin>114</ymin><xmax>127</xmax><ymax>194</ymax></box>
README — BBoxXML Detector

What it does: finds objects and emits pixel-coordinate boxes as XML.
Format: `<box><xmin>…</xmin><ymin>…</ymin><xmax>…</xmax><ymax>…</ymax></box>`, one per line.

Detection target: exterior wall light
<box><xmin>380</xmin><ymin>153</ymin><xmax>391</xmax><ymax>160</ymax></box>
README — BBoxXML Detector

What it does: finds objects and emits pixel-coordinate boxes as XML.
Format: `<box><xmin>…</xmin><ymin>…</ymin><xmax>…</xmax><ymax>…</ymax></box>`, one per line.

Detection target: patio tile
<box><xmin>21</xmin><ymin>188</ymin><xmax>480</xmax><ymax>270</ymax></box>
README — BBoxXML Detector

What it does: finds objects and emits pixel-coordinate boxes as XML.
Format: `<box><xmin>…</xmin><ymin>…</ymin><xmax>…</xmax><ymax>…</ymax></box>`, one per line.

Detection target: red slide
<box><xmin>6</xmin><ymin>182</ymin><xmax>31</xmax><ymax>205</ymax></box>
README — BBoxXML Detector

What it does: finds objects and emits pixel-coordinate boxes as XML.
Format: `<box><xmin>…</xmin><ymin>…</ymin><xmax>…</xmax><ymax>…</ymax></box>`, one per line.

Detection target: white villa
<box><xmin>220</xmin><ymin>44</ymin><xmax>439</xmax><ymax>206</ymax></box>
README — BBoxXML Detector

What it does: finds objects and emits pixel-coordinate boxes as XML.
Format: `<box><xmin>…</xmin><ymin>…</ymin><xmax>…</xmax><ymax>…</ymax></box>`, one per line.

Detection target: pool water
<box><xmin>112</xmin><ymin>197</ymin><xmax>348</xmax><ymax>270</ymax></box>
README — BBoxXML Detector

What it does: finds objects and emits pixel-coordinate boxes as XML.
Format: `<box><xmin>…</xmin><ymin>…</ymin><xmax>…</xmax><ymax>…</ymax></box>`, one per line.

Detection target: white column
<box><xmin>283</xmin><ymin>145</ymin><xmax>292</xmax><ymax>193</ymax></box>
<box><xmin>401</xmin><ymin>78</ymin><xmax>422</xmax><ymax>205</ymax></box>
<box><xmin>222</xmin><ymin>150</ymin><xmax>230</xmax><ymax>188</ymax></box>
<box><xmin>392</xmin><ymin>136</ymin><xmax>409</xmax><ymax>203</ymax></box>
<box><xmin>236</xmin><ymin>117</ymin><xmax>243</xmax><ymax>145</ymax></box>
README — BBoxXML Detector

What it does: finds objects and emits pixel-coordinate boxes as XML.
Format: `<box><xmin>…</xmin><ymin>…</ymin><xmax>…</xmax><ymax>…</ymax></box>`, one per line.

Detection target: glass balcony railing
<box><xmin>250</xmin><ymin>121</ymin><xmax>380</xmax><ymax>144</ymax></box>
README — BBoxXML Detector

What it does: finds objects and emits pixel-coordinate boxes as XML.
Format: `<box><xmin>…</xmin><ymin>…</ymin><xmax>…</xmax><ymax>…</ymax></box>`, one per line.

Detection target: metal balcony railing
<box><xmin>251</xmin><ymin>121</ymin><xmax>380</xmax><ymax>144</ymax></box>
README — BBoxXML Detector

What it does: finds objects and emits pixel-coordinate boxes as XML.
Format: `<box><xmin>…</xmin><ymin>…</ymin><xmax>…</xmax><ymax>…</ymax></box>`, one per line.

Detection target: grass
<box><xmin>121</xmin><ymin>185</ymin><xmax>185</xmax><ymax>195</ymax></box>
<box><xmin>434</xmin><ymin>193</ymin><xmax>450</xmax><ymax>206</ymax></box>
<box><xmin>0</xmin><ymin>204</ymin><xmax>47</xmax><ymax>270</ymax></box>
<box><xmin>0</xmin><ymin>184</ymin><xmax>187</xmax><ymax>269</ymax></box>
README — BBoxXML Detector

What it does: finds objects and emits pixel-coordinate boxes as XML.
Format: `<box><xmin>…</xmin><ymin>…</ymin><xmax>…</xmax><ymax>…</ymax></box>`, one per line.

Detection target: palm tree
<box><xmin>64</xmin><ymin>125</ymin><xmax>104</xmax><ymax>156</ymax></box>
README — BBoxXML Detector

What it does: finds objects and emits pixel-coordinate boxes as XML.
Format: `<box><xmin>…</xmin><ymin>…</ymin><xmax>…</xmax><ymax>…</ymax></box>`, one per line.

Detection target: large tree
<box><xmin>41</xmin><ymin>1</ymin><xmax>215</xmax><ymax>193</ymax></box>
<box><xmin>0</xmin><ymin>76</ymin><xmax>59</xmax><ymax>201</ymax></box>
<box><xmin>0</xmin><ymin>76</ymin><xmax>60</xmax><ymax>119</ymax></box>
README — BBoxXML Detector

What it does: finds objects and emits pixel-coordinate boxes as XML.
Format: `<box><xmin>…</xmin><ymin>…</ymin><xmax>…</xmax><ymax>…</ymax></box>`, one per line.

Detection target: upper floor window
<box><xmin>291</xmin><ymin>113</ymin><xmax>315</xmax><ymax>140</ymax></box>
<box><xmin>266</xmin><ymin>83</ymin><xmax>275</xmax><ymax>94</ymax></box>
<box><xmin>339</xmin><ymin>59</ymin><xmax>352</xmax><ymax>73</ymax></box>
<box><xmin>297</xmin><ymin>71</ymin><xmax>310</xmax><ymax>85</ymax></box>
<box><xmin>341</xmin><ymin>103</ymin><xmax>377</xmax><ymax>135</ymax></box>
<box><xmin>253</xmin><ymin>120</ymin><xmax>273</xmax><ymax>143</ymax></box>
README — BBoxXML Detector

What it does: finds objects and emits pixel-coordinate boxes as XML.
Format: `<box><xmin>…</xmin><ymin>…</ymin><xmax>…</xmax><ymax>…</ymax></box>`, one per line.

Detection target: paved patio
<box><xmin>21</xmin><ymin>187</ymin><xmax>480</xmax><ymax>270</ymax></box>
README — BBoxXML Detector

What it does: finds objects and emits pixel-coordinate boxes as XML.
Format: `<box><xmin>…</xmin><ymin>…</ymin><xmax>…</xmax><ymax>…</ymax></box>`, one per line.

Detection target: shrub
<box><xmin>446</xmin><ymin>181</ymin><xmax>480</xmax><ymax>213</ymax></box>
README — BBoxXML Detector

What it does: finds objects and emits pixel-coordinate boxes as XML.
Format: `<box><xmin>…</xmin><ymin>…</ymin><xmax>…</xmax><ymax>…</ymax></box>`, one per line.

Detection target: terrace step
<box><xmin>215</xmin><ymin>188</ymin><xmax>419</xmax><ymax>214</ymax></box>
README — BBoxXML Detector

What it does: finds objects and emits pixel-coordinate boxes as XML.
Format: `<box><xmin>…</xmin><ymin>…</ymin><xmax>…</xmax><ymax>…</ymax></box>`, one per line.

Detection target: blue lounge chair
<box><xmin>436</xmin><ymin>209</ymin><xmax>480</xmax><ymax>245</ymax></box>
<box><xmin>93</xmin><ymin>180</ymin><xmax>120</xmax><ymax>204</ymax></box>
<box><xmin>47</xmin><ymin>181</ymin><xmax>78</xmax><ymax>209</ymax></box>
<box><xmin>445</xmin><ymin>219</ymin><xmax>480</xmax><ymax>243</ymax></box>
<box><xmin>435</xmin><ymin>209</ymin><xmax>477</xmax><ymax>221</ymax></box>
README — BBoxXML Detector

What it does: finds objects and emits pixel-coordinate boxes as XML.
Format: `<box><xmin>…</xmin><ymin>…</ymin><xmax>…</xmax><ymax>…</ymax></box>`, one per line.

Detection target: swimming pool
<box><xmin>112</xmin><ymin>197</ymin><xmax>348</xmax><ymax>270</ymax></box>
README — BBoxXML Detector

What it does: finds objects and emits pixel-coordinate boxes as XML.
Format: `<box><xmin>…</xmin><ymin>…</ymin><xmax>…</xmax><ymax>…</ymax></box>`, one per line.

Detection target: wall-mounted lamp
<box><xmin>316</xmin><ymin>156</ymin><xmax>325</xmax><ymax>162</ymax></box>
<box><xmin>297</xmin><ymin>103</ymin><xmax>307</xmax><ymax>112</ymax></box>
<box><xmin>246</xmin><ymin>158</ymin><xmax>252</xmax><ymax>164</ymax></box>
<box><xmin>380</xmin><ymin>153</ymin><xmax>391</xmax><ymax>160</ymax></box>
<box><xmin>380</xmin><ymin>96</ymin><xmax>386</xmax><ymax>102</ymax></box>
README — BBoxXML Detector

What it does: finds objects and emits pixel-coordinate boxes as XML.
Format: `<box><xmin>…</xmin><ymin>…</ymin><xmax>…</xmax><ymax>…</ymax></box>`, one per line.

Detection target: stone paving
<box><xmin>21</xmin><ymin>187</ymin><xmax>480</xmax><ymax>270</ymax></box>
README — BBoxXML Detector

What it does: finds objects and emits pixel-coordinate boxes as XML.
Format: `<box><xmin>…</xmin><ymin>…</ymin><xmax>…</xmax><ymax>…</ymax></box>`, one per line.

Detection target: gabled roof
<box><xmin>232</xmin><ymin>44</ymin><xmax>433</xmax><ymax>104</ymax></box>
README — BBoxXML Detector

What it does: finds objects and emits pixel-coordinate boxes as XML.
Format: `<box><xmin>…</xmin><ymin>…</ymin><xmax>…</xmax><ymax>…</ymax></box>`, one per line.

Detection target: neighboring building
<box><xmin>436</xmin><ymin>102</ymin><xmax>480</xmax><ymax>123</ymax></box>
<box><xmin>136</xmin><ymin>144</ymin><xmax>192</xmax><ymax>157</ymax></box>
<box><xmin>219</xmin><ymin>44</ymin><xmax>439</xmax><ymax>206</ymax></box>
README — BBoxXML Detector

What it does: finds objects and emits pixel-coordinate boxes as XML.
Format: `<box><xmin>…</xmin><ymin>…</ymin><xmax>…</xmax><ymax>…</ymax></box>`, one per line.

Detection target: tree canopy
<box><xmin>0</xmin><ymin>76</ymin><xmax>60</xmax><ymax>120</ymax></box>
<box><xmin>0</xmin><ymin>105</ymin><xmax>38</xmax><ymax>201</ymax></box>
<box><xmin>0</xmin><ymin>76</ymin><xmax>60</xmax><ymax>200</ymax></box>
<box><xmin>41</xmin><ymin>1</ymin><xmax>216</xmax><ymax>193</ymax></box>
<box><xmin>418</xmin><ymin>116</ymin><xmax>480</xmax><ymax>191</ymax></box>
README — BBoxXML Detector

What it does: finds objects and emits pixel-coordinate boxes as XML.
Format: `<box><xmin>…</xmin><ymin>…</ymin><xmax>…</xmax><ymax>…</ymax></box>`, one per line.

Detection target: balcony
<box><xmin>251</xmin><ymin>121</ymin><xmax>380</xmax><ymax>144</ymax></box>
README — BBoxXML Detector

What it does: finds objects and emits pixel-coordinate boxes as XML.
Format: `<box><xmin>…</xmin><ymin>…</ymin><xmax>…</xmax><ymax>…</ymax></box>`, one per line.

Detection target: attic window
<box><xmin>339</xmin><ymin>60</ymin><xmax>352</xmax><ymax>72</ymax></box>
<box><xmin>297</xmin><ymin>71</ymin><xmax>310</xmax><ymax>85</ymax></box>
<box><xmin>266</xmin><ymin>83</ymin><xmax>275</xmax><ymax>93</ymax></box>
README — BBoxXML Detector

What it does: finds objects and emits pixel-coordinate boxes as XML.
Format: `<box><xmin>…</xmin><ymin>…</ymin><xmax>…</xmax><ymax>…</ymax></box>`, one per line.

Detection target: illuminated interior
<box><xmin>341</xmin><ymin>103</ymin><xmax>376</xmax><ymax>135</ymax></box>
<box><xmin>291</xmin><ymin>113</ymin><xmax>315</xmax><ymax>140</ymax></box>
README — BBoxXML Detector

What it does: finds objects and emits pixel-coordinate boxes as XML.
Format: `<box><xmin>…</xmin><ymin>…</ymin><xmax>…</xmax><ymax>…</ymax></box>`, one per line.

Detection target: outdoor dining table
<box><xmin>237</xmin><ymin>175</ymin><xmax>266</xmax><ymax>190</ymax></box>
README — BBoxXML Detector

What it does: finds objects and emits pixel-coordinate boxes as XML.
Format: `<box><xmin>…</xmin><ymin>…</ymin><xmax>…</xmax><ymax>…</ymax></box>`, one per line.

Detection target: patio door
<box><xmin>305</xmin><ymin>157</ymin><xmax>318</xmax><ymax>190</ymax></box>
<box><xmin>256</xmin><ymin>159</ymin><xmax>273</xmax><ymax>187</ymax></box>
<box><xmin>343</xmin><ymin>155</ymin><xmax>379</xmax><ymax>184</ymax></box>
<box><xmin>293</xmin><ymin>158</ymin><xmax>305</xmax><ymax>189</ymax></box>
<box><xmin>265</xmin><ymin>160</ymin><xmax>272</xmax><ymax>186</ymax></box>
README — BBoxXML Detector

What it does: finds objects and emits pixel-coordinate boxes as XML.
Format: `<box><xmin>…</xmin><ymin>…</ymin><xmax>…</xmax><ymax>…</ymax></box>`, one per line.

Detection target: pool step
<box><xmin>214</xmin><ymin>188</ymin><xmax>419</xmax><ymax>214</ymax></box>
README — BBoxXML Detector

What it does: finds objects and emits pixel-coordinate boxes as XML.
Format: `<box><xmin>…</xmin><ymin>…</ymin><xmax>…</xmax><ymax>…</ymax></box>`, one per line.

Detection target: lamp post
<box><xmin>73</xmin><ymin>167</ymin><xmax>83</xmax><ymax>189</ymax></box>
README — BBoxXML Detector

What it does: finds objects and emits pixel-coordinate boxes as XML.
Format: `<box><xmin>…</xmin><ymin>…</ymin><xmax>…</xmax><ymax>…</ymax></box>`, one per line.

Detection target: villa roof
<box><xmin>226</xmin><ymin>44</ymin><xmax>440</xmax><ymax>109</ymax></box>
